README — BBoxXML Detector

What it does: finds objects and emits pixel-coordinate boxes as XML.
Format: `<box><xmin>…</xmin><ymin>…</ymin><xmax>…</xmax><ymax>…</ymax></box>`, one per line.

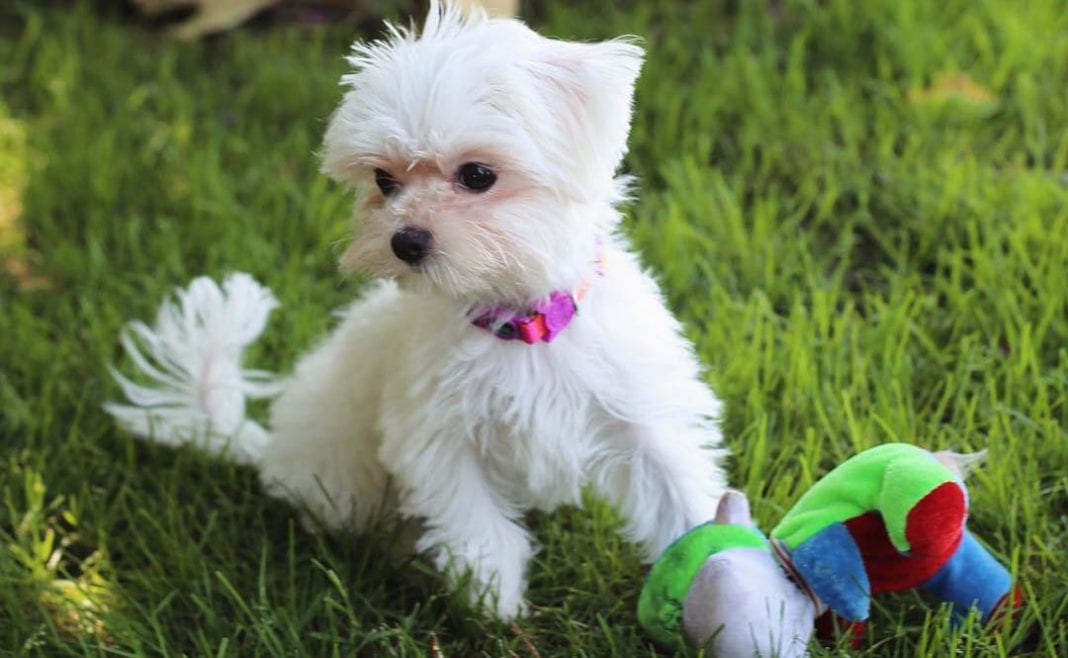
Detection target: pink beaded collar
<box><xmin>471</xmin><ymin>255</ymin><xmax>603</xmax><ymax>344</ymax></box>
<box><xmin>471</xmin><ymin>289</ymin><xmax>581</xmax><ymax>344</ymax></box>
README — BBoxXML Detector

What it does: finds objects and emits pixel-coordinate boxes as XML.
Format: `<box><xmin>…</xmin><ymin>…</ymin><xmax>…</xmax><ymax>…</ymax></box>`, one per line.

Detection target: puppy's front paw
<box><xmin>477</xmin><ymin>579</ymin><xmax>529</xmax><ymax>621</ymax></box>
<box><xmin>427</xmin><ymin>534</ymin><xmax>533</xmax><ymax>620</ymax></box>
<box><xmin>439</xmin><ymin>556</ymin><xmax>530</xmax><ymax>620</ymax></box>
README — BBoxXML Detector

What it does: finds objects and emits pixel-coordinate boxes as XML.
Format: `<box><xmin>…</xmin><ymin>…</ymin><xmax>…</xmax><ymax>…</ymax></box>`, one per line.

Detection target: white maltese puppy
<box><xmin>107</xmin><ymin>0</ymin><xmax>726</xmax><ymax>619</ymax></box>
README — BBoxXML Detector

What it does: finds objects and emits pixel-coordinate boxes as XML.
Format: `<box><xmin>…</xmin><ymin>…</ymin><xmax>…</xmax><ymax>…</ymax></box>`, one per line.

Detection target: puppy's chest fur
<box><xmin>462</xmin><ymin>346</ymin><xmax>603</xmax><ymax>510</ymax></box>
<box><xmin>373</xmin><ymin>292</ymin><xmax>618</xmax><ymax>511</ymax></box>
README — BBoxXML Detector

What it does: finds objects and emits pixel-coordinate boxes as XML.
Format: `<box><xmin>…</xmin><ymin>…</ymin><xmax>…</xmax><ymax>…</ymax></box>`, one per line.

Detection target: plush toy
<box><xmin>637</xmin><ymin>443</ymin><xmax>1021</xmax><ymax>657</ymax></box>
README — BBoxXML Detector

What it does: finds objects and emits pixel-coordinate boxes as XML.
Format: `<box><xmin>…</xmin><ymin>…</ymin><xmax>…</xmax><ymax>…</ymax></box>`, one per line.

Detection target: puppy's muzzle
<box><xmin>391</xmin><ymin>227</ymin><xmax>433</xmax><ymax>265</ymax></box>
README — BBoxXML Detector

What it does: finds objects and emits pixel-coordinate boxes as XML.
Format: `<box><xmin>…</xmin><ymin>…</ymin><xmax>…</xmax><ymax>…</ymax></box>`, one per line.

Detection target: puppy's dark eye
<box><xmin>374</xmin><ymin>168</ymin><xmax>400</xmax><ymax>196</ymax></box>
<box><xmin>457</xmin><ymin>162</ymin><xmax>497</xmax><ymax>192</ymax></box>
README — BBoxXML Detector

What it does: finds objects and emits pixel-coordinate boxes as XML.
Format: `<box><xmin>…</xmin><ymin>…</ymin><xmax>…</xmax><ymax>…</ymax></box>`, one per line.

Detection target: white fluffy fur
<box><xmin>105</xmin><ymin>273</ymin><xmax>282</xmax><ymax>464</ymax></box>
<box><xmin>107</xmin><ymin>1</ymin><xmax>727</xmax><ymax>619</ymax></box>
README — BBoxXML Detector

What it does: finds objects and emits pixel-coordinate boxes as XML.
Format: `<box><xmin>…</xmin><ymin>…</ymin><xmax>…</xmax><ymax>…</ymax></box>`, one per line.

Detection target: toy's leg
<box><xmin>787</xmin><ymin>522</ymin><xmax>871</xmax><ymax>622</ymax></box>
<box><xmin>921</xmin><ymin>531</ymin><xmax>1018</xmax><ymax>624</ymax></box>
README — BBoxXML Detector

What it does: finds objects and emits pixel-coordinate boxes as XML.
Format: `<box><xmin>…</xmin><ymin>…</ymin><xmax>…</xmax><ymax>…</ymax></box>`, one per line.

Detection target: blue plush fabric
<box><xmin>791</xmin><ymin>522</ymin><xmax>871</xmax><ymax>621</ymax></box>
<box><xmin>921</xmin><ymin>531</ymin><xmax>1013</xmax><ymax>623</ymax></box>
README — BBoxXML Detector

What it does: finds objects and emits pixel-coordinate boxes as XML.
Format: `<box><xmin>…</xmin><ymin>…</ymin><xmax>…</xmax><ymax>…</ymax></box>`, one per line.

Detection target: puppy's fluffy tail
<box><xmin>104</xmin><ymin>273</ymin><xmax>282</xmax><ymax>464</ymax></box>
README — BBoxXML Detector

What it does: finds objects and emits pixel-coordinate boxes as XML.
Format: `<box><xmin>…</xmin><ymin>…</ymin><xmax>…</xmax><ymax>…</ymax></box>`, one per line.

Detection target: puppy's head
<box><xmin>322</xmin><ymin>1</ymin><xmax>643</xmax><ymax>303</ymax></box>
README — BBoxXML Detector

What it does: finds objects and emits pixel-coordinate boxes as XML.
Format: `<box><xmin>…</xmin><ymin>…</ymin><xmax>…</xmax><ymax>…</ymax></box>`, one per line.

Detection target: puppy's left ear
<box><xmin>523</xmin><ymin>37</ymin><xmax>644</xmax><ymax>180</ymax></box>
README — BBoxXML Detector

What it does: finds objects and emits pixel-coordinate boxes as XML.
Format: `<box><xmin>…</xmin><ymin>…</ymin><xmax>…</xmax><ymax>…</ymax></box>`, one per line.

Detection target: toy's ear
<box><xmin>714</xmin><ymin>489</ymin><xmax>754</xmax><ymax>527</ymax></box>
<box><xmin>933</xmin><ymin>449</ymin><xmax>988</xmax><ymax>479</ymax></box>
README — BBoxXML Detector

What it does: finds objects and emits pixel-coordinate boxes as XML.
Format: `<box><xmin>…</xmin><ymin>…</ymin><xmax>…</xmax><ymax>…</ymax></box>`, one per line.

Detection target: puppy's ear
<box><xmin>523</xmin><ymin>37</ymin><xmax>644</xmax><ymax>178</ymax></box>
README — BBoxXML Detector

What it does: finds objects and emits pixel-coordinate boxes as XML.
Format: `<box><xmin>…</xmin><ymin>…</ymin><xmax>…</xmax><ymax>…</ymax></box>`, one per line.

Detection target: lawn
<box><xmin>1</xmin><ymin>0</ymin><xmax>1066</xmax><ymax>656</ymax></box>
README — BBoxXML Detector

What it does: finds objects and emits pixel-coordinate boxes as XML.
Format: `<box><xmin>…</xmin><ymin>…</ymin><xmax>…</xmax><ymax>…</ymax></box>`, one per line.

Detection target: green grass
<box><xmin>2</xmin><ymin>0</ymin><xmax>1066</xmax><ymax>655</ymax></box>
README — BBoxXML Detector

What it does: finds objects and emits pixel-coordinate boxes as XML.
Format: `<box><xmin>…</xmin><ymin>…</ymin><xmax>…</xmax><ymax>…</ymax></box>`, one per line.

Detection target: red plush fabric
<box><xmin>905</xmin><ymin>481</ymin><xmax>968</xmax><ymax>557</ymax></box>
<box><xmin>843</xmin><ymin>482</ymin><xmax>966</xmax><ymax>593</ymax></box>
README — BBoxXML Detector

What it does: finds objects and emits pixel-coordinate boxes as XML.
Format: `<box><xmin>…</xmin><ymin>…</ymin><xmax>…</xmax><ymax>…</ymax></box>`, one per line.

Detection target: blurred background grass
<box><xmin>1</xmin><ymin>0</ymin><xmax>1066</xmax><ymax>655</ymax></box>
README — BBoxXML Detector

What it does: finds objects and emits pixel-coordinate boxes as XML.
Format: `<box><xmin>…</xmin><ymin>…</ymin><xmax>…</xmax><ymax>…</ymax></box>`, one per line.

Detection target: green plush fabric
<box><xmin>637</xmin><ymin>523</ymin><xmax>768</xmax><ymax>646</ymax></box>
<box><xmin>772</xmin><ymin>443</ymin><xmax>955</xmax><ymax>552</ymax></box>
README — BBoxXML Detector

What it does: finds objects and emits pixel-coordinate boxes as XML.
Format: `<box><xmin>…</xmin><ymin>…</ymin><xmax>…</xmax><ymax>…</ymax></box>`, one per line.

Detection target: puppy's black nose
<box><xmin>390</xmin><ymin>227</ymin><xmax>433</xmax><ymax>265</ymax></box>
